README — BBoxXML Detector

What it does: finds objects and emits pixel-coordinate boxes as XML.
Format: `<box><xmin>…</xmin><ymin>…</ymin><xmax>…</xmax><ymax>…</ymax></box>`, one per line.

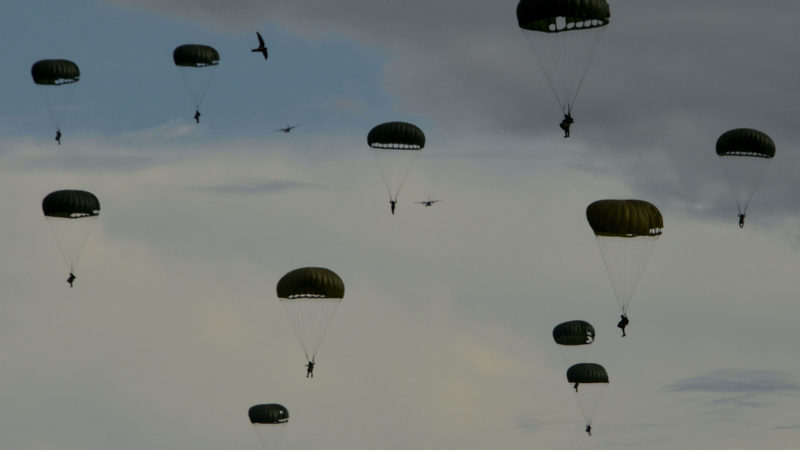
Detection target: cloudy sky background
<box><xmin>1</xmin><ymin>1</ymin><xmax>799</xmax><ymax>449</ymax></box>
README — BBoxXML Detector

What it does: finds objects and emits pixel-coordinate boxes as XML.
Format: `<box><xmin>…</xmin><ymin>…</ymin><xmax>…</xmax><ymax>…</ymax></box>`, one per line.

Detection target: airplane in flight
<box><xmin>276</xmin><ymin>125</ymin><xmax>298</xmax><ymax>133</ymax></box>
<box><xmin>415</xmin><ymin>196</ymin><xmax>441</xmax><ymax>207</ymax></box>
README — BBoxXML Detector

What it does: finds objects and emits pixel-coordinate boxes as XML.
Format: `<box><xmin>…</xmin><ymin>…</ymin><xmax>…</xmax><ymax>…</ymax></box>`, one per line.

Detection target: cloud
<box><xmin>665</xmin><ymin>369</ymin><xmax>800</xmax><ymax>394</ymax></box>
<box><xmin>195</xmin><ymin>178</ymin><xmax>329</xmax><ymax>194</ymax></box>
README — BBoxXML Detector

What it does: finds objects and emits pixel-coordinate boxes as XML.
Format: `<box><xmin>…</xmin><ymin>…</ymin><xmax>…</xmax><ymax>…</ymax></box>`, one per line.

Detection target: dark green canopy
<box><xmin>553</xmin><ymin>320</ymin><xmax>595</xmax><ymax>345</ymax></box>
<box><xmin>277</xmin><ymin>267</ymin><xmax>344</xmax><ymax>299</ymax></box>
<box><xmin>586</xmin><ymin>200</ymin><xmax>662</xmax><ymax>237</ymax></box>
<box><xmin>517</xmin><ymin>0</ymin><xmax>610</xmax><ymax>33</ymax></box>
<box><xmin>249</xmin><ymin>404</ymin><xmax>289</xmax><ymax>424</ymax></box>
<box><xmin>42</xmin><ymin>190</ymin><xmax>100</xmax><ymax>218</ymax></box>
<box><xmin>173</xmin><ymin>44</ymin><xmax>220</xmax><ymax>67</ymax></box>
<box><xmin>31</xmin><ymin>59</ymin><xmax>80</xmax><ymax>85</ymax></box>
<box><xmin>368</xmin><ymin>122</ymin><xmax>425</xmax><ymax>150</ymax></box>
<box><xmin>716</xmin><ymin>128</ymin><xmax>775</xmax><ymax>158</ymax></box>
<box><xmin>567</xmin><ymin>363</ymin><xmax>608</xmax><ymax>383</ymax></box>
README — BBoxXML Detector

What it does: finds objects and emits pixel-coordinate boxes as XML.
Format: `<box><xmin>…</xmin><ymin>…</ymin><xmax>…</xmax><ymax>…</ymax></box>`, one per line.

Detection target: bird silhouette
<box><xmin>251</xmin><ymin>32</ymin><xmax>268</xmax><ymax>60</ymax></box>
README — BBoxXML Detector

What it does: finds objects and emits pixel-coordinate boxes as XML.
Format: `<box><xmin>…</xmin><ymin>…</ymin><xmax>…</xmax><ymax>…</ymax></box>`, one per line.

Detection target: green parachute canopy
<box><xmin>716</xmin><ymin>128</ymin><xmax>775</xmax><ymax>158</ymax></box>
<box><xmin>368</xmin><ymin>122</ymin><xmax>425</xmax><ymax>150</ymax></box>
<box><xmin>277</xmin><ymin>267</ymin><xmax>344</xmax><ymax>299</ymax></box>
<box><xmin>553</xmin><ymin>320</ymin><xmax>595</xmax><ymax>346</ymax></box>
<box><xmin>249</xmin><ymin>404</ymin><xmax>289</xmax><ymax>424</ymax></box>
<box><xmin>31</xmin><ymin>59</ymin><xmax>80</xmax><ymax>85</ymax></box>
<box><xmin>42</xmin><ymin>190</ymin><xmax>100</xmax><ymax>218</ymax></box>
<box><xmin>173</xmin><ymin>44</ymin><xmax>220</xmax><ymax>67</ymax></box>
<box><xmin>567</xmin><ymin>363</ymin><xmax>609</xmax><ymax>384</ymax></box>
<box><xmin>586</xmin><ymin>200</ymin><xmax>663</xmax><ymax>237</ymax></box>
<box><xmin>516</xmin><ymin>0</ymin><xmax>610</xmax><ymax>33</ymax></box>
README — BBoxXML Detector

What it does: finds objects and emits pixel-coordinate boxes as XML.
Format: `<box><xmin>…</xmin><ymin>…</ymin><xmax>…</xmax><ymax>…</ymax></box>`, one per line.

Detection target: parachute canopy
<box><xmin>31</xmin><ymin>59</ymin><xmax>80</xmax><ymax>85</ymax></box>
<box><xmin>716</xmin><ymin>128</ymin><xmax>775</xmax><ymax>158</ymax></box>
<box><xmin>368</xmin><ymin>122</ymin><xmax>425</xmax><ymax>150</ymax></box>
<box><xmin>516</xmin><ymin>0</ymin><xmax>609</xmax><ymax>118</ymax></box>
<box><xmin>553</xmin><ymin>320</ymin><xmax>595</xmax><ymax>346</ymax></box>
<box><xmin>516</xmin><ymin>0</ymin><xmax>610</xmax><ymax>32</ymax></box>
<box><xmin>277</xmin><ymin>267</ymin><xmax>344</xmax><ymax>362</ymax></box>
<box><xmin>42</xmin><ymin>190</ymin><xmax>100</xmax><ymax>218</ymax></box>
<box><xmin>173</xmin><ymin>44</ymin><xmax>220</xmax><ymax>67</ymax></box>
<box><xmin>567</xmin><ymin>363</ymin><xmax>609</xmax><ymax>383</ymax></box>
<box><xmin>277</xmin><ymin>267</ymin><xmax>345</xmax><ymax>299</ymax></box>
<box><xmin>586</xmin><ymin>200</ymin><xmax>663</xmax><ymax>237</ymax></box>
<box><xmin>249</xmin><ymin>404</ymin><xmax>289</xmax><ymax>424</ymax></box>
<box><xmin>42</xmin><ymin>190</ymin><xmax>100</xmax><ymax>275</ymax></box>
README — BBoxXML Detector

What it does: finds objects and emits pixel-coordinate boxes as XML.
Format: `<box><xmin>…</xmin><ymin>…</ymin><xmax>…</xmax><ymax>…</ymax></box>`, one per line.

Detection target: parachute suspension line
<box><xmin>523</xmin><ymin>25</ymin><xmax>606</xmax><ymax>115</ymax></box>
<box><xmin>178</xmin><ymin>68</ymin><xmax>216</xmax><ymax>110</ymax></box>
<box><xmin>36</xmin><ymin>83</ymin><xmax>77</xmax><ymax>131</ymax></box>
<box><xmin>718</xmin><ymin>155</ymin><xmax>772</xmax><ymax>220</ymax></box>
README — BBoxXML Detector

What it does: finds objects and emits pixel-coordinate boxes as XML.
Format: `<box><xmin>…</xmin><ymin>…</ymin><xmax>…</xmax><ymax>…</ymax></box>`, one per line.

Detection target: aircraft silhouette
<box><xmin>276</xmin><ymin>125</ymin><xmax>298</xmax><ymax>133</ymax></box>
<box><xmin>251</xmin><ymin>32</ymin><xmax>268</xmax><ymax>60</ymax></box>
<box><xmin>415</xmin><ymin>196</ymin><xmax>441</xmax><ymax>207</ymax></box>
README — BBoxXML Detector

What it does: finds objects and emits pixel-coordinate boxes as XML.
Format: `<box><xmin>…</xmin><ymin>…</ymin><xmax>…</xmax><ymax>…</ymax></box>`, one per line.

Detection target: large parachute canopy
<box><xmin>249</xmin><ymin>404</ymin><xmax>289</xmax><ymax>450</ymax></box>
<box><xmin>715</xmin><ymin>128</ymin><xmax>775</xmax><ymax>225</ymax></box>
<box><xmin>586</xmin><ymin>199</ymin><xmax>662</xmax><ymax>322</ymax></box>
<box><xmin>173</xmin><ymin>44</ymin><xmax>220</xmax><ymax>113</ymax></box>
<box><xmin>553</xmin><ymin>320</ymin><xmax>595</xmax><ymax>366</ymax></box>
<box><xmin>516</xmin><ymin>0</ymin><xmax>610</xmax><ymax>116</ymax></box>
<box><xmin>566</xmin><ymin>363</ymin><xmax>609</xmax><ymax>429</ymax></box>
<box><xmin>277</xmin><ymin>267</ymin><xmax>344</xmax><ymax>363</ymax></box>
<box><xmin>42</xmin><ymin>190</ymin><xmax>100</xmax><ymax>277</ymax></box>
<box><xmin>31</xmin><ymin>59</ymin><xmax>81</xmax><ymax>134</ymax></box>
<box><xmin>368</xmin><ymin>121</ymin><xmax>425</xmax><ymax>203</ymax></box>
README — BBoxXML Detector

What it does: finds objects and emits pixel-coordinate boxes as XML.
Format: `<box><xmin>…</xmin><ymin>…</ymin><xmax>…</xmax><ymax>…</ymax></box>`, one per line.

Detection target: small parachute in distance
<box><xmin>42</xmin><ymin>190</ymin><xmax>100</xmax><ymax>286</ymax></box>
<box><xmin>277</xmin><ymin>267</ymin><xmax>344</xmax><ymax>373</ymax></box>
<box><xmin>31</xmin><ymin>59</ymin><xmax>80</xmax><ymax>141</ymax></box>
<box><xmin>553</xmin><ymin>320</ymin><xmax>595</xmax><ymax>346</ymax></box>
<box><xmin>249</xmin><ymin>404</ymin><xmax>289</xmax><ymax>450</ymax></box>
<box><xmin>586</xmin><ymin>199</ymin><xmax>662</xmax><ymax>333</ymax></box>
<box><xmin>368</xmin><ymin>121</ymin><xmax>425</xmax><ymax>215</ymax></box>
<box><xmin>173</xmin><ymin>44</ymin><xmax>220</xmax><ymax>122</ymax></box>
<box><xmin>715</xmin><ymin>128</ymin><xmax>775</xmax><ymax>228</ymax></box>
<box><xmin>553</xmin><ymin>320</ymin><xmax>596</xmax><ymax>365</ymax></box>
<box><xmin>566</xmin><ymin>362</ymin><xmax>609</xmax><ymax>434</ymax></box>
<box><xmin>516</xmin><ymin>0</ymin><xmax>610</xmax><ymax>135</ymax></box>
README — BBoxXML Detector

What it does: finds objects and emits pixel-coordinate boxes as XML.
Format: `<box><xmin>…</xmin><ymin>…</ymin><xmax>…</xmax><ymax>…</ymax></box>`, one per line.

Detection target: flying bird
<box><xmin>251</xmin><ymin>32</ymin><xmax>268</xmax><ymax>60</ymax></box>
<box><xmin>276</xmin><ymin>125</ymin><xmax>298</xmax><ymax>133</ymax></box>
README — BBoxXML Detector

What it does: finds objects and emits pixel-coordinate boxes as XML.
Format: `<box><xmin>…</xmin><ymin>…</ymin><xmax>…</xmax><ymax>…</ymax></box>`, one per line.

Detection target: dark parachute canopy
<box><xmin>277</xmin><ymin>267</ymin><xmax>345</xmax><ymax>299</ymax></box>
<box><xmin>567</xmin><ymin>363</ymin><xmax>609</xmax><ymax>384</ymax></box>
<box><xmin>42</xmin><ymin>190</ymin><xmax>100</xmax><ymax>218</ymax></box>
<box><xmin>249</xmin><ymin>404</ymin><xmax>289</xmax><ymax>424</ymax></box>
<box><xmin>31</xmin><ymin>59</ymin><xmax>80</xmax><ymax>85</ymax></box>
<box><xmin>553</xmin><ymin>320</ymin><xmax>595</xmax><ymax>346</ymax></box>
<box><xmin>516</xmin><ymin>0</ymin><xmax>609</xmax><ymax>122</ymax></box>
<box><xmin>586</xmin><ymin>200</ymin><xmax>663</xmax><ymax>237</ymax></box>
<box><xmin>516</xmin><ymin>0</ymin><xmax>610</xmax><ymax>32</ymax></box>
<box><xmin>716</xmin><ymin>128</ymin><xmax>775</xmax><ymax>158</ymax></box>
<box><xmin>368</xmin><ymin>122</ymin><xmax>425</xmax><ymax>150</ymax></box>
<box><xmin>173</xmin><ymin>44</ymin><xmax>220</xmax><ymax>67</ymax></box>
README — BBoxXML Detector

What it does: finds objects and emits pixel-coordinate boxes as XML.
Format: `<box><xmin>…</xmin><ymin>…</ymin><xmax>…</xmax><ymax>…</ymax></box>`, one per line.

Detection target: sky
<box><xmin>1</xmin><ymin>1</ymin><xmax>799</xmax><ymax>449</ymax></box>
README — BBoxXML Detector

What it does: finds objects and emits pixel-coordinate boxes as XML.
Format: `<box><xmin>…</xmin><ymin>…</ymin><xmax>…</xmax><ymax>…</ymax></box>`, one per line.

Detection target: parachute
<box><xmin>553</xmin><ymin>320</ymin><xmax>595</xmax><ymax>365</ymax></box>
<box><xmin>277</xmin><ymin>267</ymin><xmax>344</xmax><ymax>364</ymax></box>
<box><xmin>715</xmin><ymin>128</ymin><xmax>775</xmax><ymax>227</ymax></box>
<box><xmin>42</xmin><ymin>190</ymin><xmax>100</xmax><ymax>280</ymax></box>
<box><xmin>249</xmin><ymin>404</ymin><xmax>289</xmax><ymax>450</ymax></box>
<box><xmin>586</xmin><ymin>199</ymin><xmax>662</xmax><ymax>325</ymax></box>
<box><xmin>368</xmin><ymin>122</ymin><xmax>425</xmax><ymax>207</ymax></box>
<box><xmin>516</xmin><ymin>0</ymin><xmax>610</xmax><ymax>118</ymax></box>
<box><xmin>566</xmin><ymin>363</ymin><xmax>608</xmax><ymax>431</ymax></box>
<box><xmin>173</xmin><ymin>44</ymin><xmax>219</xmax><ymax>119</ymax></box>
<box><xmin>31</xmin><ymin>59</ymin><xmax>80</xmax><ymax>136</ymax></box>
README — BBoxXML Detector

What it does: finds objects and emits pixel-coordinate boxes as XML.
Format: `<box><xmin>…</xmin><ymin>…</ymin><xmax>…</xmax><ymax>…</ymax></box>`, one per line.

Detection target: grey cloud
<box><xmin>103</xmin><ymin>0</ymin><xmax>800</xmax><ymax>225</ymax></box>
<box><xmin>195</xmin><ymin>179</ymin><xmax>329</xmax><ymax>194</ymax></box>
<box><xmin>666</xmin><ymin>369</ymin><xmax>800</xmax><ymax>394</ymax></box>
